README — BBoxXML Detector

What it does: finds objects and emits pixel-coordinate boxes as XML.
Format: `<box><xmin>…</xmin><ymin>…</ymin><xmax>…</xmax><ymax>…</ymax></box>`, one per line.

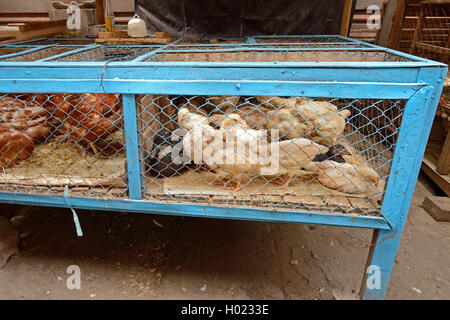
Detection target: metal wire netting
<box><xmin>166</xmin><ymin>43</ymin><xmax>370</xmax><ymax>51</ymax></box>
<box><xmin>0</xmin><ymin>46</ymin><xmax>36</xmax><ymax>57</ymax></box>
<box><xmin>0</xmin><ymin>93</ymin><xmax>126</xmax><ymax>198</ymax></box>
<box><xmin>135</xmin><ymin>94</ymin><xmax>404</xmax><ymax>215</ymax></box>
<box><xmin>51</xmin><ymin>46</ymin><xmax>162</xmax><ymax>62</ymax></box>
<box><xmin>254</xmin><ymin>36</ymin><xmax>354</xmax><ymax>43</ymax></box>
<box><xmin>0</xmin><ymin>92</ymin><xmax>404</xmax><ymax>215</ymax></box>
<box><xmin>1</xmin><ymin>47</ymin><xmax>84</xmax><ymax>62</ymax></box>
<box><xmin>144</xmin><ymin>50</ymin><xmax>412</xmax><ymax>62</ymax></box>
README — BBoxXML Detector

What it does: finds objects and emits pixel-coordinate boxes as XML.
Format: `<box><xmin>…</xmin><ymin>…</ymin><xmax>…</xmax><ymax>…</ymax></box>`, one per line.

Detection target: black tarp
<box><xmin>135</xmin><ymin>0</ymin><xmax>348</xmax><ymax>39</ymax></box>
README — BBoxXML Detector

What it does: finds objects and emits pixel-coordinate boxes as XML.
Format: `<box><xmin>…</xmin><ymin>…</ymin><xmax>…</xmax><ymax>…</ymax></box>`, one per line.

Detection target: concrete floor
<box><xmin>0</xmin><ymin>173</ymin><xmax>449</xmax><ymax>300</ymax></box>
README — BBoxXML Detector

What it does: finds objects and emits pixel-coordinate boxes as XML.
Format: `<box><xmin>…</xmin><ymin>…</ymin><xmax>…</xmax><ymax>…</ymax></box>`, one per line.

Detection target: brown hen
<box><xmin>0</xmin><ymin>95</ymin><xmax>53</xmax><ymax>143</ymax></box>
<box><xmin>0</xmin><ymin>126</ymin><xmax>35</xmax><ymax>168</ymax></box>
<box><xmin>45</xmin><ymin>93</ymin><xmax>123</xmax><ymax>154</ymax></box>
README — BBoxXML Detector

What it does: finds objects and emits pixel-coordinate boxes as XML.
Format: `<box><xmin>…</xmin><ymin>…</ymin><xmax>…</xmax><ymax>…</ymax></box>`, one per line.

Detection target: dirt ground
<box><xmin>0</xmin><ymin>173</ymin><xmax>448</xmax><ymax>300</ymax></box>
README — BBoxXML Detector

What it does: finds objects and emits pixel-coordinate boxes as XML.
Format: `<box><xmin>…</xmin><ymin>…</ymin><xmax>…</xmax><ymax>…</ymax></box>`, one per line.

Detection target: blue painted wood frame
<box><xmin>360</xmin><ymin>65</ymin><xmax>447</xmax><ymax>300</ymax></box>
<box><xmin>122</xmin><ymin>94</ymin><xmax>142</xmax><ymax>199</ymax></box>
<box><xmin>0</xmin><ymin>79</ymin><xmax>425</xmax><ymax>99</ymax></box>
<box><xmin>0</xmin><ymin>192</ymin><xmax>391</xmax><ymax>230</ymax></box>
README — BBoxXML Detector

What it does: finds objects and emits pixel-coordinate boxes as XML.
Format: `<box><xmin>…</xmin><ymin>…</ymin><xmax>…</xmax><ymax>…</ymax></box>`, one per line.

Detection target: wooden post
<box><xmin>377</xmin><ymin>0</ymin><xmax>406</xmax><ymax>49</ymax></box>
<box><xmin>95</xmin><ymin>0</ymin><xmax>105</xmax><ymax>25</ymax></box>
<box><xmin>340</xmin><ymin>0</ymin><xmax>354</xmax><ymax>37</ymax></box>
<box><xmin>409</xmin><ymin>4</ymin><xmax>426</xmax><ymax>54</ymax></box>
<box><xmin>436</xmin><ymin>129</ymin><xmax>450</xmax><ymax>174</ymax></box>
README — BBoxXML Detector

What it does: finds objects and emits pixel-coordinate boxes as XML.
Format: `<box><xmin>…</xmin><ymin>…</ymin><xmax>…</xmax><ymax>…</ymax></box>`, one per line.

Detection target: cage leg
<box><xmin>359</xmin><ymin>227</ymin><xmax>403</xmax><ymax>300</ymax></box>
<box><xmin>360</xmin><ymin>71</ymin><xmax>446</xmax><ymax>299</ymax></box>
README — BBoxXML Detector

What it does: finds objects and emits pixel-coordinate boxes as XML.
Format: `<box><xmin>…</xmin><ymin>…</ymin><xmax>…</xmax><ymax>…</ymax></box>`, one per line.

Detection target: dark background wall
<box><xmin>136</xmin><ymin>0</ymin><xmax>347</xmax><ymax>39</ymax></box>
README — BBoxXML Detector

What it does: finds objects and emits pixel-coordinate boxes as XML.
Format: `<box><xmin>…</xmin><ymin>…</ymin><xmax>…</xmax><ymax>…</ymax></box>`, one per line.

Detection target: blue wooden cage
<box><xmin>0</xmin><ymin>35</ymin><xmax>446</xmax><ymax>299</ymax></box>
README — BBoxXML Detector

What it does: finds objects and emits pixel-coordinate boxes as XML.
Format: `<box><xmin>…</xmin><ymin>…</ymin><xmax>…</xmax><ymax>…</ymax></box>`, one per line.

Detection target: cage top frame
<box><xmin>0</xmin><ymin>35</ymin><xmax>446</xmax><ymax>101</ymax></box>
<box><xmin>0</xmin><ymin>35</ymin><xmax>445</xmax><ymax>67</ymax></box>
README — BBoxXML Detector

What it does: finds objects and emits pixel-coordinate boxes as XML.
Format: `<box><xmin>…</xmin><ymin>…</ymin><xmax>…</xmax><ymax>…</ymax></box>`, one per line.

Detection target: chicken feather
<box><xmin>315</xmin><ymin>160</ymin><xmax>385</xmax><ymax>195</ymax></box>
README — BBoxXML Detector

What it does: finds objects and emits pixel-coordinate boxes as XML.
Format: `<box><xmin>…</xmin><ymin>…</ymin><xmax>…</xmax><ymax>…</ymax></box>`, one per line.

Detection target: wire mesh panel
<box><xmin>135</xmin><ymin>94</ymin><xmax>405</xmax><ymax>216</ymax></box>
<box><xmin>0</xmin><ymin>93</ymin><xmax>126</xmax><ymax>198</ymax></box>
<box><xmin>50</xmin><ymin>46</ymin><xmax>162</xmax><ymax>62</ymax></box>
<box><xmin>0</xmin><ymin>47</ymin><xmax>86</xmax><ymax>62</ymax></box>
<box><xmin>0</xmin><ymin>46</ymin><xmax>37</xmax><ymax>57</ymax></box>
<box><xmin>166</xmin><ymin>43</ymin><xmax>370</xmax><ymax>51</ymax></box>
<box><xmin>254</xmin><ymin>36</ymin><xmax>355</xmax><ymax>43</ymax></box>
<box><xmin>175</xmin><ymin>39</ymin><xmax>247</xmax><ymax>45</ymax></box>
<box><xmin>144</xmin><ymin>49</ymin><xmax>412</xmax><ymax>63</ymax></box>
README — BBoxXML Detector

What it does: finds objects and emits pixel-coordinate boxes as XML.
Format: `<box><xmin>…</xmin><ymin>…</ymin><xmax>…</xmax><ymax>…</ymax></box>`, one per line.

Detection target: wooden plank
<box><xmin>411</xmin><ymin>0</ymin><xmax>450</xmax><ymax>4</ymax></box>
<box><xmin>114</xmin><ymin>12</ymin><xmax>134</xmax><ymax>17</ymax></box>
<box><xmin>98</xmin><ymin>31</ymin><xmax>128</xmax><ymax>39</ymax></box>
<box><xmin>0</xmin><ymin>25</ymin><xmax>67</xmax><ymax>44</ymax></box>
<box><xmin>154</xmin><ymin>32</ymin><xmax>171</xmax><ymax>39</ymax></box>
<box><xmin>8</xmin><ymin>20</ymin><xmax>66</xmax><ymax>33</ymax></box>
<box><xmin>422</xmin><ymin>196</ymin><xmax>450</xmax><ymax>222</ymax></box>
<box><xmin>352</xmin><ymin>14</ymin><xmax>381</xmax><ymax>22</ymax></box>
<box><xmin>401</xmin><ymin>26</ymin><xmax>450</xmax><ymax>35</ymax></box>
<box><xmin>414</xmin><ymin>41</ymin><xmax>450</xmax><ymax>56</ymax></box>
<box><xmin>0</xmin><ymin>17</ymin><xmax>50</xmax><ymax>24</ymax></box>
<box><xmin>403</xmin><ymin>16</ymin><xmax>450</xmax><ymax>24</ymax></box>
<box><xmin>409</xmin><ymin>4</ymin><xmax>426</xmax><ymax>54</ymax></box>
<box><xmin>114</xmin><ymin>17</ymin><xmax>133</xmax><ymax>24</ymax></box>
<box><xmin>95</xmin><ymin>37</ymin><xmax>175</xmax><ymax>45</ymax></box>
<box><xmin>436</xmin><ymin>127</ymin><xmax>450</xmax><ymax>174</ymax></box>
<box><xmin>380</xmin><ymin>0</ymin><xmax>406</xmax><ymax>50</ymax></box>
<box><xmin>421</xmin><ymin>154</ymin><xmax>450</xmax><ymax>196</ymax></box>
<box><xmin>0</xmin><ymin>12</ymin><xmax>49</xmax><ymax>18</ymax></box>
<box><xmin>352</xmin><ymin>22</ymin><xmax>378</xmax><ymax>29</ymax></box>
<box><xmin>350</xmin><ymin>31</ymin><xmax>378</xmax><ymax>38</ymax></box>
<box><xmin>0</xmin><ymin>174</ymin><xmax>126</xmax><ymax>188</ymax></box>
<box><xmin>0</xmin><ymin>36</ymin><xmax>15</xmax><ymax>43</ymax></box>
<box><xmin>0</xmin><ymin>26</ymin><xmax>20</xmax><ymax>38</ymax></box>
<box><xmin>340</xmin><ymin>0</ymin><xmax>354</xmax><ymax>36</ymax></box>
<box><xmin>96</xmin><ymin>0</ymin><xmax>105</xmax><ymax>25</ymax></box>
